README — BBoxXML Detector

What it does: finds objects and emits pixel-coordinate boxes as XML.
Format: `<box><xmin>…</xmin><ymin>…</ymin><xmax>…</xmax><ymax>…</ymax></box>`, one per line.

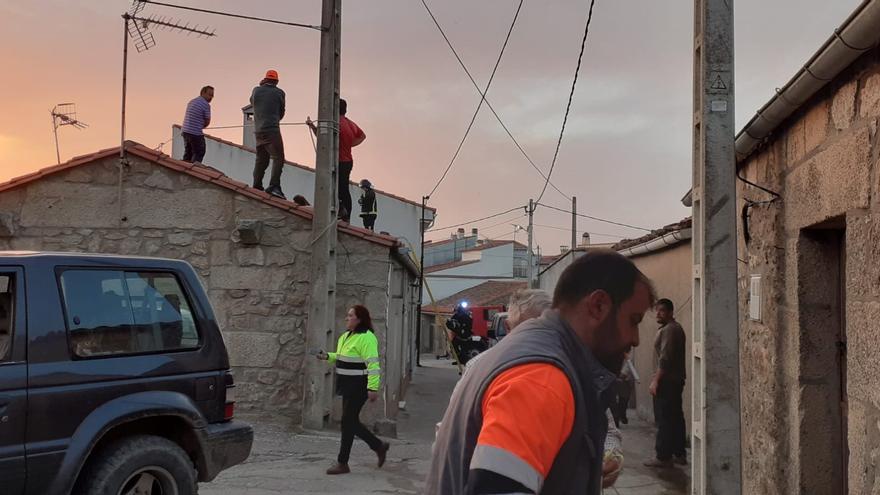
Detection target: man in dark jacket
<box><xmin>358</xmin><ymin>179</ymin><xmax>378</xmax><ymax>230</ymax></box>
<box><xmin>250</xmin><ymin>70</ymin><xmax>287</xmax><ymax>199</ymax></box>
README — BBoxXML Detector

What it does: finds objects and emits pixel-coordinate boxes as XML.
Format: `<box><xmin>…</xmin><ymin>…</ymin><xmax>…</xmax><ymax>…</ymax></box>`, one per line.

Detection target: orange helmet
<box><xmin>264</xmin><ymin>70</ymin><xmax>279</xmax><ymax>81</ymax></box>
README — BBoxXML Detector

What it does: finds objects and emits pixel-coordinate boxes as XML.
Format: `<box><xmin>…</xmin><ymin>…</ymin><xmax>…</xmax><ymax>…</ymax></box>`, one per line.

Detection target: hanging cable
<box><xmin>535</xmin><ymin>202</ymin><xmax>651</xmax><ymax>232</ymax></box>
<box><xmin>421</xmin><ymin>1</ymin><xmax>570</xmax><ymax>201</ymax></box>
<box><xmin>423</xmin><ymin>0</ymin><xmax>524</xmax><ymax>199</ymax></box>
<box><xmin>139</xmin><ymin>0</ymin><xmax>323</xmax><ymax>31</ymax></box>
<box><xmin>535</xmin><ymin>0</ymin><xmax>598</xmax><ymax>205</ymax></box>
<box><xmin>532</xmin><ymin>223</ymin><xmax>625</xmax><ymax>239</ymax></box>
<box><xmin>427</xmin><ymin>205</ymin><xmax>527</xmax><ymax>232</ymax></box>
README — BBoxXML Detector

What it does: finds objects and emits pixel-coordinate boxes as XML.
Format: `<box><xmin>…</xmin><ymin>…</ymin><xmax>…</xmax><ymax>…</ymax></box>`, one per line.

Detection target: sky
<box><xmin>0</xmin><ymin>0</ymin><xmax>862</xmax><ymax>253</ymax></box>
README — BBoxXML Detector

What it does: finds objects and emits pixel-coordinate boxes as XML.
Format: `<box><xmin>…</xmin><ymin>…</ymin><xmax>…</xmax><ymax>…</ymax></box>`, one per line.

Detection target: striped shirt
<box><xmin>182</xmin><ymin>96</ymin><xmax>211</xmax><ymax>136</ymax></box>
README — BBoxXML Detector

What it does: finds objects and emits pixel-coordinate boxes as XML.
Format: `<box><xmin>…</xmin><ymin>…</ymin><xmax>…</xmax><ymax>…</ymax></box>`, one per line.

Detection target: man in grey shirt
<box><xmin>250</xmin><ymin>69</ymin><xmax>287</xmax><ymax>199</ymax></box>
<box><xmin>645</xmin><ymin>298</ymin><xmax>687</xmax><ymax>468</ymax></box>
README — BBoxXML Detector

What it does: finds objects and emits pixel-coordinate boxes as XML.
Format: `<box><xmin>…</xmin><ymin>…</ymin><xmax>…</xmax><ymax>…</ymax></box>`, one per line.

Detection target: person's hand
<box><xmin>649</xmin><ymin>379</ymin><xmax>658</xmax><ymax>396</ymax></box>
<box><xmin>602</xmin><ymin>456</ymin><xmax>622</xmax><ymax>488</ymax></box>
<box><xmin>316</xmin><ymin>350</ymin><xmax>328</xmax><ymax>361</ymax></box>
<box><xmin>368</xmin><ymin>391</ymin><xmax>379</xmax><ymax>402</ymax></box>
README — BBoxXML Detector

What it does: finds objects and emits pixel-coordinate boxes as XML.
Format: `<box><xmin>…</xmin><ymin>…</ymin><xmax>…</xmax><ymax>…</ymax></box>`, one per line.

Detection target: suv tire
<box><xmin>78</xmin><ymin>434</ymin><xmax>198</xmax><ymax>495</ymax></box>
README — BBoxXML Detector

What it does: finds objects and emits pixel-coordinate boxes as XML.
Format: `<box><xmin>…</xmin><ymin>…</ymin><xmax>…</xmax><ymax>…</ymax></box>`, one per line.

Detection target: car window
<box><xmin>60</xmin><ymin>270</ymin><xmax>200</xmax><ymax>358</ymax></box>
<box><xmin>0</xmin><ymin>274</ymin><xmax>14</xmax><ymax>362</ymax></box>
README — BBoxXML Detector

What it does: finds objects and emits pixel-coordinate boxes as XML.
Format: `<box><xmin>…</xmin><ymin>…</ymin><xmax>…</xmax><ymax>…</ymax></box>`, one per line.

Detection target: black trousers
<box><xmin>361</xmin><ymin>214</ymin><xmax>376</xmax><ymax>231</ymax></box>
<box><xmin>338</xmin><ymin>161</ymin><xmax>353</xmax><ymax>221</ymax></box>
<box><xmin>253</xmin><ymin>131</ymin><xmax>285</xmax><ymax>189</ymax></box>
<box><xmin>611</xmin><ymin>378</ymin><xmax>632</xmax><ymax>426</ymax></box>
<box><xmin>182</xmin><ymin>132</ymin><xmax>206</xmax><ymax>163</ymax></box>
<box><xmin>654</xmin><ymin>378</ymin><xmax>687</xmax><ymax>460</ymax></box>
<box><xmin>338</xmin><ymin>391</ymin><xmax>382</xmax><ymax>464</ymax></box>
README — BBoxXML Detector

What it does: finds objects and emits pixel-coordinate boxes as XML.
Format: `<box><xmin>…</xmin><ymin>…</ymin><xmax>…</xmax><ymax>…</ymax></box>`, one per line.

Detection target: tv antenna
<box><xmin>119</xmin><ymin>0</ymin><xmax>216</xmax><ymax>160</ymax></box>
<box><xmin>50</xmin><ymin>103</ymin><xmax>88</xmax><ymax>165</ymax></box>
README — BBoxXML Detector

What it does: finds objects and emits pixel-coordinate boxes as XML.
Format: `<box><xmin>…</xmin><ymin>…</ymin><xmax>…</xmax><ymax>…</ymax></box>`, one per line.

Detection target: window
<box><xmin>0</xmin><ymin>274</ymin><xmax>14</xmax><ymax>362</ymax></box>
<box><xmin>514</xmin><ymin>259</ymin><xmax>528</xmax><ymax>278</ymax></box>
<box><xmin>61</xmin><ymin>270</ymin><xmax>200</xmax><ymax>358</ymax></box>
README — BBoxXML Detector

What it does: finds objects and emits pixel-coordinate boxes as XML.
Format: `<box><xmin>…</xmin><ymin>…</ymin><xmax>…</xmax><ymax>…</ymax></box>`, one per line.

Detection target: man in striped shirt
<box><xmin>181</xmin><ymin>86</ymin><xmax>213</xmax><ymax>163</ymax></box>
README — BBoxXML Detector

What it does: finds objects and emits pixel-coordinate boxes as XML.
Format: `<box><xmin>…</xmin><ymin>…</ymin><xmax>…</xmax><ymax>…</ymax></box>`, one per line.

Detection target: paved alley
<box><xmin>201</xmin><ymin>356</ymin><xmax>688</xmax><ymax>494</ymax></box>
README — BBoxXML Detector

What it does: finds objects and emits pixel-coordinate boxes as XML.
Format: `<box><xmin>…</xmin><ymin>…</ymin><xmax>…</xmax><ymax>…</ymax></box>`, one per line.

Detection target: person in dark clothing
<box><xmin>612</xmin><ymin>350</ymin><xmax>637</xmax><ymax>426</ymax></box>
<box><xmin>358</xmin><ymin>179</ymin><xmax>378</xmax><ymax>230</ymax></box>
<box><xmin>317</xmin><ymin>305</ymin><xmax>390</xmax><ymax>475</ymax></box>
<box><xmin>250</xmin><ymin>70</ymin><xmax>287</xmax><ymax>199</ymax></box>
<box><xmin>645</xmin><ymin>298</ymin><xmax>688</xmax><ymax>468</ymax></box>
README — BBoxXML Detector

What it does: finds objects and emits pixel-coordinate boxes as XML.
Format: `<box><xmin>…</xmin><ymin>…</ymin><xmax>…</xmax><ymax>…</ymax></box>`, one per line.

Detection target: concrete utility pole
<box><xmin>527</xmin><ymin>199</ymin><xmax>535</xmax><ymax>288</ymax></box>
<box><xmin>303</xmin><ymin>0</ymin><xmax>341</xmax><ymax>430</ymax></box>
<box><xmin>416</xmin><ymin>196</ymin><xmax>428</xmax><ymax>367</ymax></box>
<box><xmin>692</xmin><ymin>0</ymin><xmax>742</xmax><ymax>492</ymax></box>
<box><xmin>571</xmin><ymin>196</ymin><xmax>577</xmax><ymax>250</ymax></box>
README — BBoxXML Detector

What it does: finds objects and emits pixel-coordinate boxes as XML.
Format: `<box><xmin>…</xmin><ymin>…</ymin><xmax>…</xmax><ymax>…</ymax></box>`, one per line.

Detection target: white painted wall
<box><xmin>172</xmin><ymin>126</ymin><xmax>434</xmax><ymax>258</ymax></box>
<box><xmin>423</xmin><ymin>243</ymin><xmax>519</xmax><ymax>301</ymax></box>
<box><xmin>538</xmin><ymin>250</ymin><xmax>585</xmax><ymax>294</ymax></box>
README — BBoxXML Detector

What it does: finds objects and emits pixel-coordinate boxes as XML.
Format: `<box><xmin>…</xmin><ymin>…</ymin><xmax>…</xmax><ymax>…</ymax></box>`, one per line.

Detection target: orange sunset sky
<box><xmin>0</xmin><ymin>0</ymin><xmax>859</xmax><ymax>249</ymax></box>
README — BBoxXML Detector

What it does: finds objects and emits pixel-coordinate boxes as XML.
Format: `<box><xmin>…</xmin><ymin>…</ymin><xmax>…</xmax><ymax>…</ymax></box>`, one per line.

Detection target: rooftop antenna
<box><xmin>120</xmin><ymin>0</ymin><xmax>216</xmax><ymax>160</ymax></box>
<box><xmin>50</xmin><ymin>103</ymin><xmax>88</xmax><ymax>165</ymax></box>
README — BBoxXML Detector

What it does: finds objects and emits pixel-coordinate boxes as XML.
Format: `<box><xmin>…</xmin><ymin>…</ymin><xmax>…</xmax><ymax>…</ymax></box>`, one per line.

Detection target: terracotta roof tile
<box><xmin>612</xmin><ymin>217</ymin><xmax>693</xmax><ymax>251</ymax></box>
<box><xmin>425</xmin><ymin>259</ymin><xmax>480</xmax><ymax>274</ymax></box>
<box><xmin>422</xmin><ymin>280</ymin><xmax>527</xmax><ymax>314</ymax></box>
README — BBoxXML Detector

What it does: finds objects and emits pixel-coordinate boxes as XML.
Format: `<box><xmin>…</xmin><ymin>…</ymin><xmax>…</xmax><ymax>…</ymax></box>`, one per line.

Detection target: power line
<box><xmin>139</xmin><ymin>0</ymin><xmax>323</xmax><ymax>30</ymax></box>
<box><xmin>536</xmin><ymin>202</ymin><xmax>651</xmax><ymax>232</ymax></box>
<box><xmin>421</xmin><ymin>1</ymin><xmax>570</xmax><ymax>202</ymax></box>
<box><xmin>427</xmin><ymin>205</ymin><xmax>526</xmax><ymax>232</ymax></box>
<box><xmin>423</xmin><ymin>0</ymin><xmax>524</xmax><ymax>199</ymax></box>
<box><xmin>532</xmin><ymin>223</ymin><xmax>625</xmax><ymax>239</ymax></box>
<box><xmin>535</xmin><ymin>0</ymin><xmax>598</xmax><ymax>204</ymax></box>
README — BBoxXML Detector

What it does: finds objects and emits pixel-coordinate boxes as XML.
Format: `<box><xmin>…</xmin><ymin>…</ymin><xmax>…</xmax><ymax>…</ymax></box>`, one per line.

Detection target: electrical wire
<box><xmin>427</xmin><ymin>205</ymin><xmax>526</xmax><ymax>232</ymax></box>
<box><xmin>421</xmin><ymin>0</ymin><xmax>570</xmax><ymax>202</ymax></box>
<box><xmin>423</xmin><ymin>0</ymin><xmax>524</xmax><ymax>199</ymax></box>
<box><xmin>204</xmin><ymin>122</ymin><xmax>309</xmax><ymax>130</ymax></box>
<box><xmin>532</xmin><ymin>223</ymin><xmax>625</xmax><ymax>239</ymax></box>
<box><xmin>535</xmin><ymin>0</ymin><xmax>598</xmax><ymax>204</ymax></box>
<box><xmin>535</xmin><ymin>202</ymin><xmax>651</xmax><ymax>232</ymax></box>
<box><xmin>139</xmin><ymin>0</ymin><xmax>323</xmax><ymax>31</ymax></box>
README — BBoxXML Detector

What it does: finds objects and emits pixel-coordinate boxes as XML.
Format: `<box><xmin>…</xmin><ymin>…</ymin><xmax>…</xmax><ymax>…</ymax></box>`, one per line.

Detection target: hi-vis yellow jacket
<box><xmin>328</xmin><ymin>330</ymin><xmax>381</xmax><ymax>391</ymax></box>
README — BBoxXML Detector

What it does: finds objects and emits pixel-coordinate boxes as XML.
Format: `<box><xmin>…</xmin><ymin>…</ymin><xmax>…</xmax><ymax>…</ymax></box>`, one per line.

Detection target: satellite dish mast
<box><xmin>50</xmin><ymin>103</ymin><xmax>88</xmax><ymax>165</ymax></box>
<box><xmin>119</xmin><ymin>0</ymin><xmax>216</xmax><ymax>161</ymax></box>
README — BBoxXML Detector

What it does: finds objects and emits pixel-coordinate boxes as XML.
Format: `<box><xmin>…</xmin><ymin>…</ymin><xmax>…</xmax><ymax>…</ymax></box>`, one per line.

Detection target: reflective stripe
<box><xmin>337</xmin><ymin>355</ymin><xmax>366</xmax><ymax>364</ymax></box>
<box><xmin>470</xmin><ymin>444</ymin><xmax>544</xmax><ymax>493</ymax></box>
<box><xmin>336</xmin><ymin>368</ymin><xmax>368</xmax><ymax>376</ymax></box>
<box><xmin>366</xmin><ymin>368</ymin><xmax>381</xmax><ymax>375</ymax></box>
<box><xmin>365</xmin><ymin>357</ymin><xmax>380</xmax><ymax>364</ymax></box>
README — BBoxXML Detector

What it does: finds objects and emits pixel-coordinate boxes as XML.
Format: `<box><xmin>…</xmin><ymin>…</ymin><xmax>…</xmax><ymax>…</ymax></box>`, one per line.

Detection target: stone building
<box><xmin>0</xmin><ymin>142</ymin><xmax>420</xmax><ymax>428</ymax></box>
<box><xmin>733</xmin><ymin>3</ymin><xmax>880</xmax><ymax>493</ymax></box>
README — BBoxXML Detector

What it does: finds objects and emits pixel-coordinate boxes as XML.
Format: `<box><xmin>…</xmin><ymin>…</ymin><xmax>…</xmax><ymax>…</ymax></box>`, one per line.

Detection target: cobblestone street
<box><xmin>201</xmin><ymin>357</ymin><xmax>688</xmax><ymax>494</ymax></box>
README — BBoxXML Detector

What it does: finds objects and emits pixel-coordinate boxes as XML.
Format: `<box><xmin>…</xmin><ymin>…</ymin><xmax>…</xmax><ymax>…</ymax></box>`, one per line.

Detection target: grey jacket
<box><xmin>426</xmin><ymin>310</ymin><xmax>616</xmax><ymax>494</ymax></box>
<box><xmin>250</xmin><ymin>83</ymin><xmax>286</xmax><ymax>133</ymax></box>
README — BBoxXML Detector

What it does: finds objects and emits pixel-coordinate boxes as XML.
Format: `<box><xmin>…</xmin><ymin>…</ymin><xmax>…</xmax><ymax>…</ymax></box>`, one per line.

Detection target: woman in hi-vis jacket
<box><xmin>317</xmin><ymin>305</ymin><xmax>390</xmax><ymax>475</ymax></box>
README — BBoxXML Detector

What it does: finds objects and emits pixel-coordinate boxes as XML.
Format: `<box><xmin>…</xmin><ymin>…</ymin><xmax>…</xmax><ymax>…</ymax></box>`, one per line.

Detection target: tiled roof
<box><xmin>539</xmin><ymin>254</ymin><xmax>560</xmax><ymax>265</ymax></box>
<box><xmin>460</xmin><ymin>240</ymin><xmax>528</xmax><ymax>253</ymax></box>
<box><xmin>424</xmin><ymin>259</ymin><xmax>480</xmax><ymax>274</ymax></box>
<box><xmin>422</xmin><ymin>280</ymin><xmax>527</xmax><ymax>314</ymax></box>
<box><xmin>0</xmin><ymin>141</ymin><xmax>400</xmax><ymax>249</ymax></box>
<box><xmin>176</xmin><ymin>125</ymin><xmax>436</xmax><ymax>212</ymax></box>
<box><xmin>612</xmin><ymin>217</ymin><xmax>692</xmax><ymax>251</ymax></box>
<box><xmin>424</xmin><ymin>235</ymin><xmax>476</xmax><ymax>248</ymax></box>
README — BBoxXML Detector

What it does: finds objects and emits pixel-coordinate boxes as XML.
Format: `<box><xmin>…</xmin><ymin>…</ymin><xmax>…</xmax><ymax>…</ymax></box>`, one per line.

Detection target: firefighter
<box><xmin>446</xmin><ymin>302</ymin><xmax>476</xmax><ymax>365</ymax></box>
<box><xmin>317</xmin><ymin>305</ymin><xmax>390</xmax><ymax>475</ymax></box>
<box><xmin>358</xmin><ymin>179</ymin><xmax>378</xmax><ymax>231</ymax></box>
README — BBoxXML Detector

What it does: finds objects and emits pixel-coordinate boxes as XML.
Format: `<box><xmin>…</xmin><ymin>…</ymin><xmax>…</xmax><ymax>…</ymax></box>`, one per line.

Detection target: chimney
<box><xmin>457</xmin><ymin>228</ymin><xmax>465</xmax><ymax>239</ymax></box>
<box><xmin>560</xmin><ymin>245</ymin><xmax>568</xmax><ymax>254</ymax></box>
<box><xmin>242</xmin><ymin>104</ymin><xmax>256</xmax><ymax>149</ymax></box>
<box><xmin>471</xmin><ymin>228</ymin><xmax>478</xmax><ymax>236</ymax></box>
<box><xmin>580</xmin><ymin>232</ymin><xmax>591</xmax><ymax>247</ymax></box>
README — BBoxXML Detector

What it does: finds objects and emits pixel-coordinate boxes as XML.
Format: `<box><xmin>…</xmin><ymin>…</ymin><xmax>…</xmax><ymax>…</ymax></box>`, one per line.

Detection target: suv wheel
<box><xmin>79</xmin><ymin>435</ymin><xmax>197</xmax><ymax>495</ymax></box>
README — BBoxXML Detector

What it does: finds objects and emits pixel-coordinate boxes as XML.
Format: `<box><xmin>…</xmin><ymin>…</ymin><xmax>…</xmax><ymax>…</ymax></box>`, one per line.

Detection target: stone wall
<box><xmin>737</xmin><ymin>47</ymin><xmax>880</xmax><ymax>493</ymax></box>
<box><xmin>0</xmin><ymin>154</ymin><xmax>408</xmax><ymax>427</ymax></box>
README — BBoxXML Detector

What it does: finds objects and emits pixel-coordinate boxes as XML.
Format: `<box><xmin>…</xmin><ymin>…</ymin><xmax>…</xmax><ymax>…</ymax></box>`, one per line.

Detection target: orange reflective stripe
<box><xmin>476</xmin><ymin>363</ymin><xmax>574</xmax><ymax>479</ymax></box>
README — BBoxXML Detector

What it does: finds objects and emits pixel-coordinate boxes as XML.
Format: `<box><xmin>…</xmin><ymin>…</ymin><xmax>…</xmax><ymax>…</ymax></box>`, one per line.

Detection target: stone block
<box><xmin>210</xmin><ymin>240</ymin><xmax>232</xmax><ymax>265</ymax></box>
<box><xmin>167</xmin><ymin>232</ymin><xmax>193</xmax><ymax>246</ymax></box>
<box><xmin>847</xmin><ymin>301</ymin><xmax>880</xmax><ymax>407</ymax></box>
<box><xmin>144</xmin><ymin>239</ymin><xmax>162</xmax><ymax>255</ymax></box>
<box><xmin>846</xmin><ymin>399</ymin><xmax>880</xmax><ymax>493</ymax></box>
<box><xmin>785</xmin><ymin>119</ymin><xmax>806</xmax><ymax>166</ymax></box>
<box><xmin>0</xmin><ymin>188</ymin><xmax>24</xmax><ymax>215</ymax></box>
<box><xmin>860</xmin><ymin>73</ymin><xmax>880</xmax><ymax>119</ymax></box>
<box><xmin>0</xmin><ymin>213</ymin><xmax>15</xmax><ymax>238</ymax></box>
<box><xmin>123</xmin><ymin>188</ymin><xmax>231</xmax><ymax>230</ymax></box>
<box><xmin>20</xmin><ymin>182</ymin><xmax>120</xmax><ymax>228</ymax></box>
<box><xmin>847</xmin><ymin>214</ymin><xmax>880</xmax><ymax>299</ymax></box>
<box><xmin>63</xmin><ymin>168</ymin><xmax>93</xmax><ymax>183</ymax></box>
<box><xmin>803</xmin><ymin>101</ymin><xmax>829</xmax><ymax>154</ymax></box>
<box><xmin>10</xmin><ymin>237</ymin><xmax>41</xmax><ymax>251</ymax></box>
<box><xmin>832</xmin><ymin>80</ymin><xmax>857</xmax><ymax>131</ymax></box>
<box><xmin>209</xmin><ymin>266</ymin><xmax>292</xmax><ymax>290</ymax></box>
<box><xmin>224</xmin><ymin>332</ymin><xmax>280</xmax><ymax>368</ymax></box>
<box><xmin>119</xmin><ymin>237</ymin><xmax>142</xmax><ymax>254</ymax></box>
<box><xmin>143</xmin><ymin>170</ymin><xmax>175</xmax><ymax>190</ymax></box>
<box><xmin>784</xmin><ymin>128</ymin><xmax>872</xmax><ymax>229</ymax></box>
<box><xmin>235</xmin><ymin>219</ymin><xmax>263</xmax><ymax>245</ymax></box>
<box><xmin>265</xmin><ymin>246</ymin><xmax>299</xmax><ymax>267</ymax></box>
<box><xmin>236</xmin><ymin>247</ymin><xmax>265</xmax><ymax>266</ymax></box>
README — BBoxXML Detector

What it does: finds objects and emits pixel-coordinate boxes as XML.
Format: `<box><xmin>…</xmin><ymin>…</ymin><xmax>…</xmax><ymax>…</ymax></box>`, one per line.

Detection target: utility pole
<box><xmin>527</xmin><ymin>199</ymin><xmax>535</xmax><ymax>288</ymax></box>
<box><xmin>571</xmin><ymin>196</ymin><xmax>577</xmax><ymax>250</ymax></box>
<box><xmin>692</xmin><ymin>0</ymin><xmax>741</xmax><ymax>493</ymax></box>
<box><xmin>303</xmin><ymin>0</ymin><xmax>341</xmax><ymax>430</ymax></box>
<box><xmin>416</xmin><ymin>196</ymin><xmax>428</xmax><ymax>367</ymax></box>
